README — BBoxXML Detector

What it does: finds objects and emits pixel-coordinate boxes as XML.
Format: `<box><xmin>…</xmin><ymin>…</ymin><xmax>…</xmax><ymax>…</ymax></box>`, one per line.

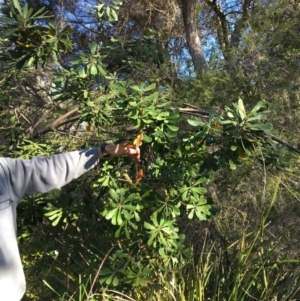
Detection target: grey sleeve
<box><xmin>1</xmin><ymin>147</ymin><xmax>100</xmax><ymax>202</ymax></box>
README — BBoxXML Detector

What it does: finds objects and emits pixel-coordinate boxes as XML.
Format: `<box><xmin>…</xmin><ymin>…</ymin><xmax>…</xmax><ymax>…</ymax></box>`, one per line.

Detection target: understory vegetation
<box><xmin>0</xmin><ymin>0</ymin><xmax>300</xmax><ymax>300</ymax></box>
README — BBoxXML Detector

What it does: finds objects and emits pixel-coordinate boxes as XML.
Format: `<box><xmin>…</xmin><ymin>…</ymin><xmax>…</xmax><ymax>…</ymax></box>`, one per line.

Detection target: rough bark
<box><xmin>180</xmin><ymin>0</ymin><xmax>209</xmax><ymax>75</ymax></box>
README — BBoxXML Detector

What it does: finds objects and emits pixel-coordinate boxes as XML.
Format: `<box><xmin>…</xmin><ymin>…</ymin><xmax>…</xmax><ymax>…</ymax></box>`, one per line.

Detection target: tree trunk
<box><xmin>180</xmin><ymin>0</ymin><xmax>209</xmax><ymax>75</ymax></box>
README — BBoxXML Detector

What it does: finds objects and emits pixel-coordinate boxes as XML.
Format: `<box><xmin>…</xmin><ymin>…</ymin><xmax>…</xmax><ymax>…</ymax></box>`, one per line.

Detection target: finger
<box><xmin>125</xmin><ymin>146</ymin><xmax>140</xmax><ymax>161</ymax></box>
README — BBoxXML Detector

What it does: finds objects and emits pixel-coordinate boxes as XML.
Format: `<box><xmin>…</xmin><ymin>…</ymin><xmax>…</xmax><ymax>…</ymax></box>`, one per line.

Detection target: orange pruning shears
<box><xmin>122</xmin><ymin>129</ymin><xmax>144</xmax><ymax>185</ymax></box>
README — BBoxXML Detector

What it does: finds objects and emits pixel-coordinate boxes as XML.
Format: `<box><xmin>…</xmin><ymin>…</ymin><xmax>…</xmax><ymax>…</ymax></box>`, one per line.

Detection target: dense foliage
<box><xmin>0</xmin><ymin>0</ymin><xmax>300</xmax><ymax>300</ymax></box>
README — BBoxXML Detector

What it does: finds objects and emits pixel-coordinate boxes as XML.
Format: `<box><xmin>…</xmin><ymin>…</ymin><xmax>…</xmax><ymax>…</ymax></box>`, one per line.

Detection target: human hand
<box><xmin>100</xmin><ymin>144</ymin><xmax>141</xmax><ymax>162</ymax></box>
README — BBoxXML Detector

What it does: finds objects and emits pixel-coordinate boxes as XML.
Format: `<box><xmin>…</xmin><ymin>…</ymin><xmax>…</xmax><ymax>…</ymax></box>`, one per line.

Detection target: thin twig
<box><xmin>106</xmin><ymin>290</ymin><xmax>137</xmax><ymax>301</ymax></box>
<box><xmin>280</xmin><ymin>180</ymin><xmax>300</xmax><ymax>202</ymax></box>
<box><xmin>267</xmin><ymin>134</ymin><xmax>300</xmax><ymax>155</ymax></box>
<box><xmin>86</xmin><ymin>245</ymin><xmax>115</xmax><ymax>301</ymax></box>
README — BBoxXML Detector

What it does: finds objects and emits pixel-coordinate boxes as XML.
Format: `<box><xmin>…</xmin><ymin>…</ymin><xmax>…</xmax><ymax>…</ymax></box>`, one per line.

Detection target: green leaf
<box><xmin>70</xmin><ymin>58</ymin><xmax>81</xmax><ymax>65</ymax></box>
<box><xmin>247</xmin><ymin>112</ymin><xmax>269</xmax><ymax>122</ymax></box>
<box><xmin>249</xmin><ymin>101</ymin><xmax>265</xmax><ymax>115</ymax></box>
<box><xmin>250</xmin><ymin>123</ymin><xmax>273</xmax><ymax>132</ymax></box>
<box><xmin>30</xmin><ymin>6</ymin><xmax>48</xmax><ymax>19</ymax></box>
<box><xmin>23</xmin><ymin>2</ymin><xmax>28</xmax><ymax>18</ymax></box>
<box><xmin>144</xmin><ymin>92</ymin><xmax>159</xmax><ymax>102</ymax></box>
<box><xmin>26</xmin><ymin>7</ymin><xmax>33</xmax><ymax>19</ymax></box>
<box><xmin>111</xmin><ymin>9</ymin><xmax>118</xmax><ymax>21</ymax></box>
<box><xmin>109</xmin><ymin>189</ymin><xmax>118</xmax><ymax>200</ymax></box>
<box><xmin>166</xmin><ymin>124</ymin><xmax>179</xmax><ymax>132</ymax></box>
<box><xmin>191</xmin><ymin>187</ymin><xmax>207</xmax><ymax>195</ymax></box>
<box><xmin>0</xmin><ymin>17</ymin><xmax>17</xmax><ymax>25</ymax></box>
<box><xmin>187</xmin><ymin>119</ymin><xmax>205</xmax><ymax>127</ymax></box>
<box><xmin>131</xmin><ymin>85</ymin><xmax>142</xmax><ymax>93</ymax></box>
<box><xmin>195</xmin><ymin>206</ymin><xmax>210</xmax><ymax>220</ymax></box>
<box><xmin>83</xmin><ymin>90</ymin><xmax>89</xmax><ymax>98</ymax></box>
<box><xmin>0</xmin><ymin>29</ymin><xmax>18</xmax><ymax>38</ymax></box>
<box><xmin>105</xmin><ymin>208</ymin><xmax>118</xmax><ymax>220</ymax></box>
<box><xmin>52</xmin><ymin>216</ymin><xmax>61</xmax><ymax>226</ymax></box>
<box><xmin>144</xmin><ymin>83</ymin><xmax>156</xmax><ymax>91</ymax></box>
<box><xmin>134</xmin><ymin>211</ymin><xmax>140</xmax><ymax>222</ymax></box>
<box><xmin>112</xmin><ymin>276</ymin><xmax>119</xmax><ymax>286</ymax></box>
<box><xmin>116</xmin><ymin>211</ymin><xmax>123</xmax><ymax>225</ymax></box>
<box><xmin>97</xmin><ymin>64</ymin><xmax>106</xmax><ymax>76</ymax></box>
<box><xmin>90</xmin><ymin>64</ymin><xmax>98</xmax><ymax>75</ymax></box>
<box><xmin>227</xmin><ymin>111</ymin><xmax>235</xmax><ymax>118</ymax></box>
<box><xmin>79</xmin><ymin>68</ymin><xmax>86</xmax><ymax>77</ymax></box>
<box><xmin>44</xmin><ymin>209</ymin><xmax>61</xmax><ymax>217</ymax></box>
<box><xmin>13</xmin><ymin>0</ymin><xmax>22</xmax><ymax>14</ymax></box>
<box><xmin>16</xmin><ymin>14</ymin><xmax>25</xmax><ymax>23</ymax></box>
<box><xmin>236</xmin><ymin>98</ymin><xmax>246</xmax><ymax>120</ymax></box>
<box><xmin>24</xmin><ymin>56</ymin><xmax>35</xmax><ymax>68</ymax></box>
<box><xmin>144</xmin><ymin>222</ymin><xmax>154</xmax><ymax>230</ymax></box>
<box><xmin>188</xmin><ymin>210</ymin><xmax>194</xmax><ymax>219</ymax></box>
<box><xmin>90</xmin><ymin>41</ymin><xmax>97</xmax><ymax>55</ymax></box>
<box><xmin>229</xmin><ymin>159</ymin><xmax>236</xmax><ymax>170</ymax></box>
<box><xmin>147</xmin><ymin>233</ymin><xmax>156</xmax><ymax>246</ymax></box>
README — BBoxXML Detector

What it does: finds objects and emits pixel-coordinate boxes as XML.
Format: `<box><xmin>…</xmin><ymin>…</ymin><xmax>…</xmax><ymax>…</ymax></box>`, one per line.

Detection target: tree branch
<box><xmin>32</xmin><ymin>107</ymin><xmax>80</xmax><ymax>138</ymax></box>
<box><xmin>231</xmin><ymin>0</ymin><xmax>252</xmax><ymax>48</ymax></box>
<box><xmin>206</xmin><ymin>0</ymin><xmax>229</xmax><ymax>55</ymax></box>
<box><xmin>178</xmin><ymin>103</ymin><xmax>300</xmax><ymax>155</ymax></box>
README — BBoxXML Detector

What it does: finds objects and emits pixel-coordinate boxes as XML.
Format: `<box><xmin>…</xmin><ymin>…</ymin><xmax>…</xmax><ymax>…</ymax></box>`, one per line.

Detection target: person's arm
<box><xmin>1</xmin><ymin>144</ymin><xmax>140</xmax><ymax>202</ymax></box>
